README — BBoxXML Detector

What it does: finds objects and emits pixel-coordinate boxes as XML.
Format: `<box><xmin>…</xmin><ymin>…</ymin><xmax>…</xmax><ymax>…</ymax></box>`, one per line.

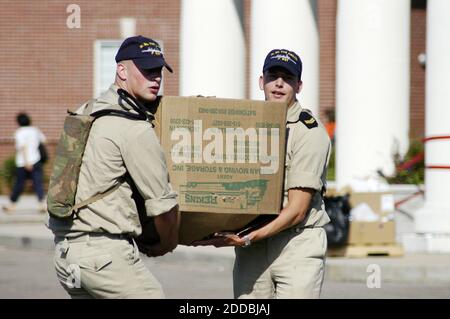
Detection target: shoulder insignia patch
<box><xmin>287</xmin><ymin>111</ymin><xmax>318</xmax><ymax>129</ymax></box>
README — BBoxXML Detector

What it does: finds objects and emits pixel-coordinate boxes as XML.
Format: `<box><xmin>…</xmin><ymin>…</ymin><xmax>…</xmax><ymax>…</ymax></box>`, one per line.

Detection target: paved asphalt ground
<box><xmin>1</xmin><ymin>195</ymin><xmax>450</xmax><ymax>299</ymax></box>
<box><xmin>1</xmin><ymin>245</ymin><xmax>449</xmax><ymax>299</ymax></box>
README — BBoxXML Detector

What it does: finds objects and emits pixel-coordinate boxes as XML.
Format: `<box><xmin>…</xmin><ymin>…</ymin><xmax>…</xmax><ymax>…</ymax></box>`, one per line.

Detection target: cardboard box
<box><xmin>349</xmin><ymin>191</ymin><xmax>395</xmax><ymax>218</ymax></box>
<box><xmin>153</xmin><ymin>96</ymin><xmax>287</xmax><ymax>244</ymax></box>
<box><xmin>347</xmin><ymin>221</ymin><xmax>396</xmax><ymax>245</ymax></box>
<box><xmin>324</xmin><ymin>188</ymin><xmax>397</xmax><ymax>246</ymax></box>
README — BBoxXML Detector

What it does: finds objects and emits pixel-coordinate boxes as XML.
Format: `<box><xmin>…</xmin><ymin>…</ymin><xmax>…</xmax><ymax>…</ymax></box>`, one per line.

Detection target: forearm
<box><xmin>153</xmin><ymin>204</ymin><xmax>180</xmax><ymax>252</ymax></box>
<box><xmin>250</xmin><ymin>188</ymin><xmax>314</xmax><ymax>242</ymax></box>
<box><xmin>190</xmin><ymin>188</ymin><xmax>315</xmax><ymax>248</ymax></box>
<box><xmin>251</xmin><ymin>205</ymin><xmax>306</xmax><ymax>242</ymax></box>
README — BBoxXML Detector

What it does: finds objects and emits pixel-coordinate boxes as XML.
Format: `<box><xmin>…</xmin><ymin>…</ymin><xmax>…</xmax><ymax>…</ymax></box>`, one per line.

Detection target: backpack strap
<box><xmin>71</xmin><ymin>176</ymin><xmax>126</xmax><ymax>214</ymax></box>
<box><xmin>74</xmin><ymin>93</ymin><xmax>153</xmax><ymax>123</ymax></box>
<box><xmin>67</xmin><ymin>94</ymin><xmax>152</xmax><ymax>216</ymax></box>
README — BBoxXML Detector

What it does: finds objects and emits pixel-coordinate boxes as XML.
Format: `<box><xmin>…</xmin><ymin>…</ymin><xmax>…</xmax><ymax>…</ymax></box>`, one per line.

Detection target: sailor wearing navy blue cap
<box><xmin>191</xmin><ymin>48</ymin><xmax>332</xmax><ymax>299</ymax></box>
<box><xmin>115</xmin><ymin>35</ymin><xmax>173</xmax><ymax>73</ymax></box>
<box><xmin>234</xmin><ymin>49</ymin><xmax>331</xmax><ymax>298</ymax></box>
<box><xmin>50</xmin><ymin>36</ymin><xmax>179</xmax><ymax>299</ymax></box>
<box><xmin>113</xmin><ymin>35</ymin><xmax>173</xmax><ymax>103</ymax></box>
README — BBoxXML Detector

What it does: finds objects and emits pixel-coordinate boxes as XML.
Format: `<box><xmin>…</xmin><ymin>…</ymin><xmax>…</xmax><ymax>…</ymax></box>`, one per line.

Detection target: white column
<box><xmin>250</xmin><ymin>0</ymin><xmax>319</xmax><ymax>115</ymax></box>
<box><xmin>336</xmin><ymin>0</ymin><xmax>410</xmax><ymax>189</ymax></box>
<box><xmin>180</xmin><ymin>0</ymin><xmax>245</xmax><ymax>98</ymax></box>
<box><xmin>414</xmin><ymin>0</ymin><xmax>450</xmax><ymax>249</ymax></box>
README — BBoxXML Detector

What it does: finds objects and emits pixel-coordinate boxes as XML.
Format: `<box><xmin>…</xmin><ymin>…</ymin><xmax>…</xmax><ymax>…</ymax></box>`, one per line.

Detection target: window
<box><xmin>94</xmin><ymin>39</ymin><xmax>165</xmax><ymax>97</ymax></box>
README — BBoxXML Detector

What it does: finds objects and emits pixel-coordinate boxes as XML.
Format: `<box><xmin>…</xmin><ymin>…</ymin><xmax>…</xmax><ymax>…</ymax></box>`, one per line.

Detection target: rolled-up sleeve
<box><xmin>144</xmin><ymin>185</ymin><xmax>178</xmax><ymax>217</ymax></box>
<box><xmin>122</xmin><ymin>123</ymin><xmax>178</xmax><ymax>217</ymax></box>
<box><xmin>286</xmin><ymin>125</ymin><xmax>331</xmax><ymax>192</ymax></box>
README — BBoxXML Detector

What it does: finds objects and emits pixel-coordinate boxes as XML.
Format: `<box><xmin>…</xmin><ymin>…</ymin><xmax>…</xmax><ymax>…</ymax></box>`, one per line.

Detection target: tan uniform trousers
<box><xmin>53</xmin><ymin>234</ymin><xmax>164</xmax><ymax>299</ymax></box>
<box><xmin>233</xmin><ymin>227</ymin><xmax>327</xmax><ymax>299</ymax></box>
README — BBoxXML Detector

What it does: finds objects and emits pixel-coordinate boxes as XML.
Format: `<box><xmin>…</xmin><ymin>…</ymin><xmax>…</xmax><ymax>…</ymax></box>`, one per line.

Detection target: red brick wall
<box><xmin>0</xmin><ymin>0</ymin><xmax>180</xmax><ymax>185</ymax></box>
<box><xmin>317</xmin><ymin>0</ymin><xmax>337</xmax><ymax>120</ymax></box>
<box><xmin>410</xmin><ymin>0</ymin><xmax>427</xmax><ymax>139</ymax></box>
<box><xmin>0</xmin><ymin>1</ymin><xmax>427</xmax><ymax>193</ymax></box>
<box><xmin>244</xmin><ymin>0</ymin><xmax>252</xmax><ymax>99</ymax></box>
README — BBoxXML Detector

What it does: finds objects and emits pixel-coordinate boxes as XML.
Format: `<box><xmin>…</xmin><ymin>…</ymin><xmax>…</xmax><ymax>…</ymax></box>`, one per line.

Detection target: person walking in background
<box><xmin>2</xmin><ymin>113</ymin><xmax>47</xmax><ymax>213</ymax></box>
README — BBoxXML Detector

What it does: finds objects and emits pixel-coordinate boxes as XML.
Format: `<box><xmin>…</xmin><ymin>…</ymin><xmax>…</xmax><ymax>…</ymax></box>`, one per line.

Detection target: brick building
<box><xmin>0</xmin><ymin>0</ymin><xmax>426</xmax><ymax>189</ymax></box>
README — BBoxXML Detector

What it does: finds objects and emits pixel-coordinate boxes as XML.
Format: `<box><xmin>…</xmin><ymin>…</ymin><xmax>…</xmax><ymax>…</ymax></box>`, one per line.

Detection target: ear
<box><xmin>296</xmin><ymin>81</ymin><xmax>303</xmax><ymax>94</ymax></box>
<box><xmin>116</xmin><ymin>63</ymin><xmax>127</xmax><ymax>81</ymax></box>
<box><xmin>259</xmin><ymin>75</ymin><xmax>264</xmax><ymax>91</ymax></box>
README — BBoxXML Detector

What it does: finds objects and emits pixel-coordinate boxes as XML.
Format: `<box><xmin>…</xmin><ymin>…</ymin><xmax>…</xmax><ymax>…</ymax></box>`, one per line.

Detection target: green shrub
<box><xmin>1</xmin><ymin>156</ymin><xmax>51</xmax><ymax>194</ymax></box>
<box><xmin>2</xmin><ymin>156</ymin><xmax>16</xmax><ymax>191</ymax></box>
<box><xmin>386</xmin><ymin>139</ymin><xmax>424</xmax><ymax>185</ymax></box>
<box><xmin>327</xmin><ymin>147</ymin><xmax>335</xmax><ymax>181</ymax></box>
<box><xmin>325</xmin><ymin>140</ymin><xmax>424</xmax><ymax>185</ymax></box>
<box><xmin>0</xmin><ymin>168</ymin><xmax>3</xmax><ymax>194</ymax></box>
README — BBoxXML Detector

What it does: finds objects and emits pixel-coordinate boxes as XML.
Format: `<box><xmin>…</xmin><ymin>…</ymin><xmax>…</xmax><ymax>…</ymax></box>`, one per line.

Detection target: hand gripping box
<box><xmin>152</xmin><ymin>96</ymin><xmax>287</xmax><ymax>244</ymax></box>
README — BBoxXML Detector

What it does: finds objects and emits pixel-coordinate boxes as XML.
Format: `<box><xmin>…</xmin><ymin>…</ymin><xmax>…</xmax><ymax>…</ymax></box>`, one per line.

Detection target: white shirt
<box><xmin>15</xmin><ymin>126</ymin><xmax>46</xmax><ymax>167</ymax></box>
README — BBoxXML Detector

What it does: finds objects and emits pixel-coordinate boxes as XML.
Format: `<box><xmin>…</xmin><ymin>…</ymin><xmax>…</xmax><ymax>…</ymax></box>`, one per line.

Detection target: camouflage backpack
<box><xmin>47</xmin><ymin>89</ymin><xmax>151</xmax><ymax>219</ymax></box>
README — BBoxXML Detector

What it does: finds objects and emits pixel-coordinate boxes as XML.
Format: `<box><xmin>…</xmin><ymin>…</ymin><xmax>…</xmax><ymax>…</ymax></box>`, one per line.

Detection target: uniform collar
<box><xmin>97</xmin><ymin>84</ymin><xmax>156</xmax><ymax>118</ymax></box>
<box><xmin>96</xmin><ymin>84</ymin><xmax>133</xmax><ymax>111</ymax></box>
<box><xmin>286</xmin><ymin>100</ymin><xmax>303</xmax><ymax>123</ymax></box>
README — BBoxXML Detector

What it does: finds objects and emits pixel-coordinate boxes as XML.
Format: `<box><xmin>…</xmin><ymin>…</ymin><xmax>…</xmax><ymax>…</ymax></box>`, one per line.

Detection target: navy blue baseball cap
<box><xmin>115</xmin><ymin>35</ymin><xmax>173</xmax><ymax>73</ymax></box>
<box><xmin>263</xmin><ymin>49</ymin><xmax>302</xmax><ymax>80</ymax></box>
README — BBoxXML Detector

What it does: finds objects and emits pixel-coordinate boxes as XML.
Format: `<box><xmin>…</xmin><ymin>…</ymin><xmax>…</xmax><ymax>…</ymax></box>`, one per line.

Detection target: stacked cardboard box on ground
<box><xmin>327</xmin><ymin>189</ymin><xmax>404</xmax><ymax>257</ymax></box>
<box><xmin>150</xmin><ymin>96</ymin><xmax>287</xmax><ymax>245</ymax></box>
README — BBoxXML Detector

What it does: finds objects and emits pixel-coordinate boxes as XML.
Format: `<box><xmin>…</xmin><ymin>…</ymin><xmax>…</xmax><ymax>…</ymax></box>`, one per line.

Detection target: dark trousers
<box><xmin>10</xmin><ymin>162</ymin><xmax>45</xmax><ymax>202</ymax></box>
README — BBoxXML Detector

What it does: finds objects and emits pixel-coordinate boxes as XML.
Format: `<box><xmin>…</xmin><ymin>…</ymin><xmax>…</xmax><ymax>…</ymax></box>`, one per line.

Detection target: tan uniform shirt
<box><xmin>284</xmin><ymin>101</ymin><xmax>331</xmax><ymax>228</ymax></box>
<box><xmin>48</xmin><ymin>85</ymin><xmax>177</xmax><ymax>237</ymax></box>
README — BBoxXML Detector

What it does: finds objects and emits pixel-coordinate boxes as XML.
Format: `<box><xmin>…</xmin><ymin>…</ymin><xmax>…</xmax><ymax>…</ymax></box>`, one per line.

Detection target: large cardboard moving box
<box><xmin>348</xmin><ymin>191</ymin><xmax>396</xmax><ymax>244</ymax></box>
<box><xmin>347</xmin><ymin>221</ymin><xmax>396</xmax><ymax>245</ymax></box>
<box><xmin>153</xmin><ymin>96</ymin><xmax>287</xmax><ymax>244</ymax></box>
<box><xmin>349</xmin><ymin>191</ymin><xmax>395</xmax><ymax>220</ymax></box>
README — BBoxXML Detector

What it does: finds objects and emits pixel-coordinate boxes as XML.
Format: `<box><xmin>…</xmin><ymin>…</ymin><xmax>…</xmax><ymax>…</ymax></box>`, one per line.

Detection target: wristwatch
<box><xmin>242</xmin><ymin>235</ymin><xmax>251</xmax><ymax>248</ymax></box>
